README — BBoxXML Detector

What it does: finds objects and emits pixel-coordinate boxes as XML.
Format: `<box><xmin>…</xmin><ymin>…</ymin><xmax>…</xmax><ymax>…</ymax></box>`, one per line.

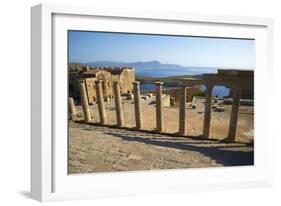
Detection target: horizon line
<box><xmin>68</xmin><ymin>60</ymin><xmax>254</xmax><ymax>70</ymax></box>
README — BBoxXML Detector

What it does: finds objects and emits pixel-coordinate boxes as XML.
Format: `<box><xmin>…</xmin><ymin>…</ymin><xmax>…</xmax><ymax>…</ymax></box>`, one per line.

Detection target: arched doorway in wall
<box><xmin>201</xmin><ymin>85</ymin><xmax>230</xmax><ymax>98</ymax></box>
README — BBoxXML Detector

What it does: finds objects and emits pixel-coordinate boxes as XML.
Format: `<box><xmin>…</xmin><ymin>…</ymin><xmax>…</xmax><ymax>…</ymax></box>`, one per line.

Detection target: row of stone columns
<box><xmin>132</xmin><ymin>81</ymin><xmax>164</xmax><ymax>131</ymax></box>
<box><xmin>201</xmin><ymin>84</ymin><xmax>241</xmax><ymax>141</ymax></box>
<box><xmin>72</xmin><ymin>80</ymin><xmax>168</xmax><ymax>133</ymax></box>
<box><xmin>70</xmin><ymin>80</ymin><xmax>242</xmax><ymax>141</ymax></box>
<box><xmin>74</xmin><ymin>80</ymin><xmax>164</xmax><ymax>131</ymax></box>
<box><xmin>72</xmin><ymin>80</ymin><xmax>146</xmax><ymax>129</ymax></box>
<box><xmin>176</xmin><ymin>82</ymin><xmax>241</xmax><ymax>140</ymax></box>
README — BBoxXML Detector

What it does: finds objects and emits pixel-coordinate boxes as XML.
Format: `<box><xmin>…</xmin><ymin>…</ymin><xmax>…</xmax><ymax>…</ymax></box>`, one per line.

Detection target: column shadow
<box><xmin>96</xmin><ymin>128</ymin><xmax>254</xmax><ymax>166</ymax></box>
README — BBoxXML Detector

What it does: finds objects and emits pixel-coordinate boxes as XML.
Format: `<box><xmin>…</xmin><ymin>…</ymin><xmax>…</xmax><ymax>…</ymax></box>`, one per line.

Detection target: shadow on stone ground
<box><xmin>79</xmin><ymin>124</ymin><xmax>254</xmax><ymax>167</ymax></box>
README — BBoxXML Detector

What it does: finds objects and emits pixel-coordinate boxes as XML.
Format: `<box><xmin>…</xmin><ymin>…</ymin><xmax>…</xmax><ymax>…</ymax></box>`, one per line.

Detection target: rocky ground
<box><xmin>68</xmin><ymin>96</ymin><xmax>254</xmax><ymax>174</ymax></box>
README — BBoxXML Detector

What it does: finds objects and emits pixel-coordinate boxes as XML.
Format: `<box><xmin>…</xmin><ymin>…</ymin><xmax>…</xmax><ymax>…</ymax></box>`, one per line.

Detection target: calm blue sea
<box><xmin>140</xmin><ymin>83</ymin><xmax>229</xmax><ymax>97</ymax></box>
<box><xmin>136</xmin><ymin>67</ymin><xmax>218</xmax><ymax>77</ymax></box>
<box><xmin>137</xmin><ymin>67</ymin><xmax>230</xmax><ymax>97</ymax></box>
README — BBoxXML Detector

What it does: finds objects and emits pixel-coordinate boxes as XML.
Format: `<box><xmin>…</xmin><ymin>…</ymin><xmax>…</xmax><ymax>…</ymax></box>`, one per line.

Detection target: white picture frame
<box><xmin>31</xmin><ymin>3</ymin><xmax>274</xmax><ymax>202</ymax></box>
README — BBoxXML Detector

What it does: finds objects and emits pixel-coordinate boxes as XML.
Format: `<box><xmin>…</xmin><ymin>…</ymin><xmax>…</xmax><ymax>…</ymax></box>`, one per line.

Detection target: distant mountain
<box><xmin>71</xmin><ymin>60</ymin><xmax>218</xmax><ymax>77</ymax></box>
<box><xmin>85</xmin><ymin>60</ymin><xmax>184</xmax><ymax>70</ymax></box>
<box><xmin>85</xmin><ymin>61</ymin><xmax>128</xmax><ymax>67</ymax></box>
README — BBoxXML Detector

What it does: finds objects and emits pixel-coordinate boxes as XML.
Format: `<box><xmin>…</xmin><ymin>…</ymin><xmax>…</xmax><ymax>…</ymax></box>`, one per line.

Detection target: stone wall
<box><xmin>82</xmin><ymin>70</ymin><xmax>113</xmax><ymax>104</ymax></box>
<box><xmin>220</xmin><ymin>69</ymin><xmax>254</xmax><ymax>99</ymax></box>
<box><xmin>69</xmin><ymin>66</ymin><xmax>135</xmax><ymax>104</ymax></box>
<box><xmin>119</xmin><ymin>68</ymin><xmax>135</xmax><ymax>93</ymax></box>
<box><xmin>96</xmin><ymin>70</ymin><xmax>113</xmax><ymax>98</ymax></box>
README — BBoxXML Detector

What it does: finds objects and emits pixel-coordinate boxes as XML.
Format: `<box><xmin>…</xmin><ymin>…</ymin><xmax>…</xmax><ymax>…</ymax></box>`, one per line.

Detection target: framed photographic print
<box><xmin>31</xmin><ymin>3</ymin><xmax>274</xmax><ymax>201</ymax></box>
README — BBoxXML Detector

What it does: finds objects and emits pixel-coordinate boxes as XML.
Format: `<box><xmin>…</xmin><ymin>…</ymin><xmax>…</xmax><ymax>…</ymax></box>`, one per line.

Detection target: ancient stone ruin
<box><xmin>180</xmin><ymin>69</ymin><xmax>253</xmax><ymax>141</ymax></box>
<box><xmin>69</xmin><ymin>65</ymin><xmax>135</xmax><ymax>104</ymax></box>
<box><xmin>69</xmin><ymin>68</ymin><xmax>253</xmax><ymax>142</ymax></box>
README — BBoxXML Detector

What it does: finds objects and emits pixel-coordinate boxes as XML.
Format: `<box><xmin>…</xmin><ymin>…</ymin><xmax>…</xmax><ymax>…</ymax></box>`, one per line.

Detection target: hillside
<box><xmin>69</xmin><ymin>60</ymin><xmax>218</xmax><ymax>77</ymax></box>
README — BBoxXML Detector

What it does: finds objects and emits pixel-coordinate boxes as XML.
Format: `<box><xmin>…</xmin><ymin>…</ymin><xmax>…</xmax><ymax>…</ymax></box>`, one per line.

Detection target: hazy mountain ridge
<box><xmin>83</xmin><ymin>60</ymin><xmax>186</xmax><ymax>70</ymax></box>
<box><xmin>70</xmin><ymin>60</ymin><xmax>219</xmax><ymax>77</ymax></box>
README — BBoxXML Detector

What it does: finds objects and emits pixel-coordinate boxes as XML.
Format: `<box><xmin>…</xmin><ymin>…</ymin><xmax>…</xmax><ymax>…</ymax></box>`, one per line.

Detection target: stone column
<box><xmin>133</xmin><ymin>81</ymin><xmax>143</xmax><ymax>129</ymax></box>
<box><xmin>155</xmin><ymin>82</ymin><xmax>164</xmax><ymax>132</ymax></box>
<box><xmin>79</xmin><ymin>80</ymin><xmax>92</xmax><ymax>121</ymax></box>
<box><xmin>227</xmin><ymin>87</ymin><xmax>242</xmax><ymax>141</ymax></box>
<box><xmin>178</xmin><ymin>83</ymin><xmax>187</xmax><ymax>136</ymax></box>
<box><xmin>95</xmin><ymin>80</ymin><xmax>107</xmax><ymax>124</ymax></box>
<box><xmin>203</xmin><ymin>84</ymin><xmax>213</xmax><ymax>138</ymax></box>
<box><xmin>113</xmin><ymin>81</ymin><xmax>124</xmax><ymax>127</ymax></box>
<box><xmin>68</xmin><ymin>97</ymin><xmax>77</xmax><ymax>120</ymax></box>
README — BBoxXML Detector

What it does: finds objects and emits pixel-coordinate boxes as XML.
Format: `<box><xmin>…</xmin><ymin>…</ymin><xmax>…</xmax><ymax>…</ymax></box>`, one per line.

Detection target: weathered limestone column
<box><xmin>113</xmin><ymin>81</ymin><xmax>124</xmax><ymax>127</ymax></box>
<box><xmin>227</xmin><ymin>87</ymin><xmax>242</xmax><ymax>141</ymax></box>
<box><xmin>68</xmin><ymin>97</ymin><xmax>77</xmax><ymax>120</ymax></box>
<box><xmin>95</xmin><ymin>80</ymin><xmax>107</xmax><ymax>124</ymax></box>
<box><xmin>203</xmin><ymin>84</ymin><xmax>213</xmax><ymax>138</ymax></box>
<box><xmin>79</xmin><ymin>80</ymin><xmax>92</xmax><ymax>121</ymax></box>
<box><xmin>133</xmin><ymin>81</ymin><xmax>143</xmax><ymax>129</ymax></box>
<box><xmin>178</xmin><ymin>83</ymin><xmax>187</xmax><ymax>136</ymax></box>
<box><xmin>155</xmin><ymin>82</ymin><xmax>164</xmax><ymax>132</ymax></box>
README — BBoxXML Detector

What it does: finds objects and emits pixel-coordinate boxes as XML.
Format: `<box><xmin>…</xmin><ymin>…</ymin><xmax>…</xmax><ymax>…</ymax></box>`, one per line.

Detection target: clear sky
<box><xmin>68</xmin><ymin>31</ymin><xmax>255</xmax><ymax>69</ymax></box>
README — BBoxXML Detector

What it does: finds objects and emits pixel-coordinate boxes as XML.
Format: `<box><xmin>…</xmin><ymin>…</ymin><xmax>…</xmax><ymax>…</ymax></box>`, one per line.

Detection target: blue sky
<box><xmin>68</xmin><ymin>31</ymin><xmax>255</xmax><ymax>69</ymax></box>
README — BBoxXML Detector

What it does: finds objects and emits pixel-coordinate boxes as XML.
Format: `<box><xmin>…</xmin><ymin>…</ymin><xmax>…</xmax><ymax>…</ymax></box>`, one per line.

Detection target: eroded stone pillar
<box><xmin>203</xmin><ymin>84</ymin><xmax>213</xmax><ymax>138</ymax></box>
<box><xmin>179</xmin><ymin>83</ymin><xmax>187</xmax><ymax>136</ymax></box>
<box><xmin>68</xmin><ymin>97</ymin><xmax>77</xmax><ymax>120</ymax></box>
<box><xmin>227</xmin><ymin>87</ymin><xmax>241</xmax><ymax>141</ymax></box>
<box><xmin>133</xmin><ymin>81</ymin><xmax>143</xmax><ymax>129</ymax></box>
<box><xmin>79</xmin><ymin>80</ymin><xmax>92</xmax><ymax>121</ymax></box>
<box><xmin>95</xmin><ymin>80</ymin><xmax>107</xmax><ymax>124</ymax></box>
<box><xmin>113</xmin><ymin>81</ymin><xmax>124</xmax><ymax>127</ymax></box>
<box><xmin>155</xmin><ymin>82</ymin><xmax>164</xmax><ymax>132</ymax></box>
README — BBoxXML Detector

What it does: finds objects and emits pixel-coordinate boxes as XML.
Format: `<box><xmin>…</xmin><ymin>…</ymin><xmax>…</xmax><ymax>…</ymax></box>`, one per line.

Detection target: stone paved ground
<box><xmin>68</xmin><ymin>122</ymin><xmax>254</xmax><ymax>174</ymax></box>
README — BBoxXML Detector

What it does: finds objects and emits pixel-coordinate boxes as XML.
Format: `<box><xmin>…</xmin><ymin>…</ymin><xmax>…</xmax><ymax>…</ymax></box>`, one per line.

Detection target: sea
<box><xmin>136</xmin><ymin>66</ymin><xmax>218</xmax><ymax>77</ymax></box>
<box><xmin>137</xmin><ymin>67</ymin><xmax>230</xmax><ymax>97</ymax></box>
